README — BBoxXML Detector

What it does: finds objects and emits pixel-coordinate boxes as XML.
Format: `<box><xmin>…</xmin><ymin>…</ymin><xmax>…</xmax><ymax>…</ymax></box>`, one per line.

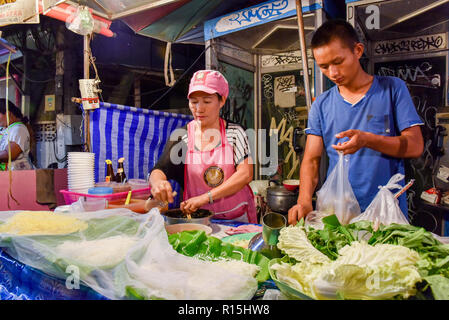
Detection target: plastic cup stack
<box><xmin>68</xmin><ymin>152</ymin><xmax>95</xmax><ymax>193</ymax></box>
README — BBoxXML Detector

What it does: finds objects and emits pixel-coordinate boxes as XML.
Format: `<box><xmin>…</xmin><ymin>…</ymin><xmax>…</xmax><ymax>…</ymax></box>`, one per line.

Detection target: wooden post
<box><xmin>134</xmin><ymin>77</ymin><xmax>141</xmax><ymax>108</ymax></box>
<box><xmin>295</xmin><ymin>0</ymin><xmax>312</xmax><ymax>112</ymax></box>
<box><xmin>83</xmin><ymin>34</ymin><xmax>91</xmax><ymax>152</ymax></box>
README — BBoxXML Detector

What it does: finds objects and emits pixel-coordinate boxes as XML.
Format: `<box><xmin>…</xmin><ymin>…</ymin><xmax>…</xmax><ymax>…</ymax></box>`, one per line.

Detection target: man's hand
<box><xmin>332</xmin><ymin>129</ymin><xmax>368</xmax><ymax>155</ymax></box>
<box><xmin>151</xmin><ymin>179</ymin><xmax>174</xmax><ymax>203</ymax></box>
<box><xmin>180</xmin><ymin>194</ymin><xmax>209</xmax><ymax>215</ymax></box>
<box><xmin>288</xmin><ymin>202</ymin><xmax>313</xmax><ymax>225</ymax></box>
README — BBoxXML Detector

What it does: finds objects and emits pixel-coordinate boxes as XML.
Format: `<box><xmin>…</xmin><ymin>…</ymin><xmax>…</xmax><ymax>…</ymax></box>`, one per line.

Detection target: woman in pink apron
<box><xmin>149</xmin><ymin>70</ymin><xmax>257</xmax><ymax>223</ymax></box>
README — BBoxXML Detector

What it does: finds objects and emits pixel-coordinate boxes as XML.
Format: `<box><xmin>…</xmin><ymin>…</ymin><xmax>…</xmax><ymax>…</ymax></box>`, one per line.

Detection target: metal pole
<box><xmin>295</xmin><ymin>0</ymin><xmax>312</xmax><ymax>111</ymax></box>
<box><xmin>83</xmin><ymin>34</ymin><xmax>91</xmax><ymax>152</ymax></box>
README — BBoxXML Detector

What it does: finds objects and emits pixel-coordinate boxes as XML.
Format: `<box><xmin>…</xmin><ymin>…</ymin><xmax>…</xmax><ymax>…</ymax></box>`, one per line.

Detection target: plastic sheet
<box><xmin>0</xmin><ymin>209</ymin><xmax>262</xmax><ymax>300</ymax></box>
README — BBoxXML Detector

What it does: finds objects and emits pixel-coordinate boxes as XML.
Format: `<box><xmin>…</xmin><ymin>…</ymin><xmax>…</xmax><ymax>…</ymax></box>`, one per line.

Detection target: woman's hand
<box><xmin>151</xmin><ymin>179</ymin><xmax>174</xmax><ymax>203</ymax></box>
<box><xmin>180</xmin><ymin>193</ymin><xmax>209</xmax><ymax>215</ymax></box>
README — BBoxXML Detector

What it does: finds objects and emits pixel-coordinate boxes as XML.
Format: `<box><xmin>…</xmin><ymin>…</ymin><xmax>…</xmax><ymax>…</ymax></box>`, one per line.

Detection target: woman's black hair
<box><xmin>217</xmin><ymin>93</ymin><xmax>227</xmax><ymax>103</ymax></box>
<box><xmin>0</xmin><ymin>98</ymin><xmax>28</xmax><ymax>124</ymax></box>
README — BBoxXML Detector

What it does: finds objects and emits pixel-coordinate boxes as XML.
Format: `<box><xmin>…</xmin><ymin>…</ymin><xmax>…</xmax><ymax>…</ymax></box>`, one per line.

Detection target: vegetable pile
<box><xmin>270</xmin><ymin>215</ymin><xmax>449</xmax><ymax>300</ymax></box>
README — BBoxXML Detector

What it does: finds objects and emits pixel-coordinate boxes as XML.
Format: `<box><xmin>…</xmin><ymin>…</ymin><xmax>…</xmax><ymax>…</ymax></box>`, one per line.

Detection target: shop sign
<box><xmin>373</xmin><ymin>33</ymin><xmax>447</xmax><ymax>56</ymax></box>
<box><xmin>204</xmin><ymin>0</ymin><xmax>322</xmax><ymax>41</ymax></box>
<box><xmin>0</xmin><ymin>0</ymin><xmax>39</xmax><ymax>26</ymax></box>
<box><xmin>261</xmin><ymin>50</ymin><xmax>313</xmax><ymax>68</ymax></box>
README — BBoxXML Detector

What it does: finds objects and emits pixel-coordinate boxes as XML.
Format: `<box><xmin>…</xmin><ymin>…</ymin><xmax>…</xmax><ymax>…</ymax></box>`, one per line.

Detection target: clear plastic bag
<box><xmin>315</xmin><ymin>152</ymin><xmax>361</xmax><ymax>225</ymax></box>
<box><xmin>0</xmin><ymin>209</ymin><xmax>259</xmax><ymax>300</ymax></box>
<box><xmin>350</xmin><ymin>173</ymin><xmax>409</xmax><ymax>227</ymax></box>
<box><xmin>66</xmin><ymin>6</ymin><xmax>94</xmax><ymax>36</ymax></box>
<box><xmin>305</xmin><ymin>210</ymin><xmax>329</xmax><ymax>230</ymax></box>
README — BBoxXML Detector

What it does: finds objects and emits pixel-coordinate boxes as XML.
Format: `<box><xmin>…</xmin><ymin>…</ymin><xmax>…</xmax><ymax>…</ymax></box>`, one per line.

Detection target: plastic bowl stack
<box><xmin>68</xmin><ymin>152</ymin><xmax>95</xmax><ymax>193</ymax></box>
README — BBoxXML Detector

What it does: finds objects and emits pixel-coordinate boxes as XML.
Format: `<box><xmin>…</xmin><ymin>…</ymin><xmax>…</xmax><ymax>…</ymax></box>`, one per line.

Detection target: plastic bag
<box><xmin>0</xmin><ymin>209</ymin><xmax>260</xmax><ymax>300</ymax></box>
<box><xmin>66</xmin><ymin>6</ymin><xmax>94</xmax><ymax>36</ymax></box>
<box><xmin>305</xmin><ymin>210</ymin><xmax>329</xmax><ymax>230</ymax></box>
<box><xmin>315</xmin><ymin>152</ymin><xmax>361</xmax><ymax>225</ymax></box>
<box><xmin>350</xmin><ymin>173</ymin><xmax>410</xmax><ymax>227</ymax></box>
<box><xmin>262</xmin><ymin>289</ymin><xmax>288</xmax><ymax>300</ymax></box>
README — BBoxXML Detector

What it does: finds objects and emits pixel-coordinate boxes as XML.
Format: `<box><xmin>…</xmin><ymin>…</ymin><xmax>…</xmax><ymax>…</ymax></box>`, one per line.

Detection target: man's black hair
<box><xmin>311</xmin><ymin>19</ymin><xmax>360</xmax><ymax>50</ymax></box>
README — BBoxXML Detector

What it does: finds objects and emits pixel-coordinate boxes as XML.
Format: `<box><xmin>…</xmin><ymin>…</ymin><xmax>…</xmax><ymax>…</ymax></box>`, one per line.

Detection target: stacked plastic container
<box><xmin>67</xmin><ymin>152</ymin><xmax>95</xmax><ymax>193</ymax></box>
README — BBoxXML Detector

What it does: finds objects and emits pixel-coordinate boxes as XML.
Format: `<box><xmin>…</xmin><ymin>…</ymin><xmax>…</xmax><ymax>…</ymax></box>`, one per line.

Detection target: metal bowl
<box><xmin>161</xmin><ymin>208</ymin><xmax>214</xmax><ymax>225</ymax></box>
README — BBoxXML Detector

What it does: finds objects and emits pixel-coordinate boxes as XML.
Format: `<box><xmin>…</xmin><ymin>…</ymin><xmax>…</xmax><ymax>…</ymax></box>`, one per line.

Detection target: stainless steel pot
<box><xmin>266</xmin><ymin>180</ymin><xmax>298</xmax><ymax>214</ymax></box>
<box><xmin>162</xmin><ymin>208</ymin><xmax>213</xmax><ymax>225</ymax></box>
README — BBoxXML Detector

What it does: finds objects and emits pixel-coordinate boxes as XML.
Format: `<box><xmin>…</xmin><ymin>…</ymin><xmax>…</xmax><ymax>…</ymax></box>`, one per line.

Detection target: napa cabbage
<box><xmin>272</xmin><ymin>225</ymin><xmax>422</xmax><ymax>300</ymax></box>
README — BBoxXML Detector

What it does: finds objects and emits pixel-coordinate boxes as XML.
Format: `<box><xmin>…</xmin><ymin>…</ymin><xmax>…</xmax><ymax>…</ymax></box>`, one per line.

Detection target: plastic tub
<box><xmin>88</xmin><ymin>187</ymin><xmax>114</xmax><ymax>195</ymax></box>
<box><xmin>128</xmin><ymin>179</ymin><xmax>149</xmax><ymax>190</ymax></box>
<box><xmin>107</xmin><ymin>199</ymin><xmax>147</xmax><ymax>214</ymax></box>
<box><xmin>83</xmin><ymin>198</ymin><xmax>107</xmax><ymax>211</ymax></box>
<box><xmin>60</xmin><ymin>187</ymin><xmax>151</xmax><ymax>205</ymax></box>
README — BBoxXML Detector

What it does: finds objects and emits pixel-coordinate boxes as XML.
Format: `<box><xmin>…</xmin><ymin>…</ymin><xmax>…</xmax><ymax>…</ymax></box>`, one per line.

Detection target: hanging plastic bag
<box><xmin>313</xmin><ymin>151</ymin><xmax>361</xmax><ymax>225</ymax></box>
<box><xmin>350</xmin><ymin>173</ymin><xmax>410</xmax><ymax>227</ymax></box>
<box><xmin>66</xmin><ymin>6</ymin><xmax>94</xmax><ymax>36</ymax></box>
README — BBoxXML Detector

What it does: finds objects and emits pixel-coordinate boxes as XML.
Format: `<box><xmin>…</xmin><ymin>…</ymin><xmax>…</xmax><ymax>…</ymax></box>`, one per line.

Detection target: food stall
<box><xmin>1</xmin><ymin>0</ymin><xmax>449</xmax><ymax>302</ymax></box>
<box><xmin>0</xmin><ymin>0</ymin><xmax>277</xmax><ymax>300</ymax></box>
<box><xmin>346</xmin><ymin>0</ymin><xmax>449</xmax><ymax>235</ymax></box>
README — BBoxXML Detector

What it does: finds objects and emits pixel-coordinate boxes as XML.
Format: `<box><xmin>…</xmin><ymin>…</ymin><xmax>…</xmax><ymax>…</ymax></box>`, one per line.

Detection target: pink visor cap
<box><xmin>187</xmin><ymin>70</ymin><xmax>229</xmax><ymax>100</ymax></box>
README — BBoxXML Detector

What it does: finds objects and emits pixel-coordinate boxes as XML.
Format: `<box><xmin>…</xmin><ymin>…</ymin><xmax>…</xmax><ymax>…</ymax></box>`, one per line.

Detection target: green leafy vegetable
<box><xmin>168</xmin><ymin>230</ymin><xmax>270</xmax><ymax>282</ymax></box>
<box><xmin>271</xmin><ymin>215</ymin><xmax>449</xmax><ymax>300</ymax></box>
<box><xmin>277</xmin><ymin>225</ymin><xmax>330</xmax><ymax>264</ymax></box>
<box><xmin>272</xmin><ymin>228</ymin><xmax>421</xmax><ymax>300</ymax></box>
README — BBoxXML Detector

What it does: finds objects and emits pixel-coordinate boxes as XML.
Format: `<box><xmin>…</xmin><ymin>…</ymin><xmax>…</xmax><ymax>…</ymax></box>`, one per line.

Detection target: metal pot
<box><xmin>162</xmin><ymin>208</ymin><xmax>213</xmax><ymax>225</ymax></box>
<box><xmin>266</xmin><ymin>180</ymin><xmax>298</xmax><ymax>214</ymax></box>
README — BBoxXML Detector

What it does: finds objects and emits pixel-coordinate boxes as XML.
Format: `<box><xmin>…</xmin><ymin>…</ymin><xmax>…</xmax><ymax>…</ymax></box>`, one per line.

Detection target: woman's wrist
<box><xmin>207</xmin><ymin>190</ymin><xmax>214</xmax><ymax>204</ymax></box>
<box><xmin>202</xmin><ymin>191</ymin><xmax>213</xmax><ymax>205</ymax></box>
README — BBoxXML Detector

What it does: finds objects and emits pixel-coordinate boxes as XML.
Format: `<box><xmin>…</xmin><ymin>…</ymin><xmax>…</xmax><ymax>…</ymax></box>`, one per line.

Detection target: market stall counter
<box><xmin>0</xmin><ymin>211</ymin><xmax>273</xmax><ymax>300</ymax></box>
<box><xmin>0</xmin><ymin>169</ymin><xmax>68</xmax><ymax>211</ymax></box>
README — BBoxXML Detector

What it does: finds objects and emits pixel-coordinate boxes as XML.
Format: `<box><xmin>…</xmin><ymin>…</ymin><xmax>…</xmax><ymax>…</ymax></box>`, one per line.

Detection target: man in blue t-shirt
<box><xmin>288</xmin><ymin>20</ymin><xmax>424</xmax><ymax>225</ymax></box>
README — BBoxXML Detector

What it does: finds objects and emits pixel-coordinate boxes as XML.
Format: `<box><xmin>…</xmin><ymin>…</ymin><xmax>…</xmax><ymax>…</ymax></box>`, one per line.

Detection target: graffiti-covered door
<box><xmin>373</xmin><ymin>55</ymin><xmax>447</xmax><ymax>215</ymax></box>
<box><xmin>218</xmin><ymin>61</ymin><xmax>254</xmax><ymax>130</ymax></box>
<box><xmin>260</xmin><ymin>66</ymin><xmax>313</xmax><ymax>180</ymax></box>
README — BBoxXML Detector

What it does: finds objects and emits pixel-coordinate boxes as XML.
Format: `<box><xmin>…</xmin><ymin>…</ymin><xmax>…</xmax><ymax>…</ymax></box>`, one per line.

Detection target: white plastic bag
<box><xmin>66</xmin><ymin>6</ymin><xmax>94</xmax><ymax>36</ymax></box>
<box><xmin>315</xmin><ymin>152</ymin><xmax>361</xmax><ymax>225</ymax></box>
<box><xmin>305</xmin><ymin>210</ymin><xmax>329</xmax><ymax>230</ymax></box>
<box><xmin>350</xmin><ymin>173</ymin><xmax>409</xmax><ymax>226</ymax></box>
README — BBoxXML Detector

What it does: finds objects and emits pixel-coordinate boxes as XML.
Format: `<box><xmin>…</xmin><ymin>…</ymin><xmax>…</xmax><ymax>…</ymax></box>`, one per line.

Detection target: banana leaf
<box><xmin>168</xmin><ymin>230</ymin><xmax>270</xmax><ymax>282</ymax></box>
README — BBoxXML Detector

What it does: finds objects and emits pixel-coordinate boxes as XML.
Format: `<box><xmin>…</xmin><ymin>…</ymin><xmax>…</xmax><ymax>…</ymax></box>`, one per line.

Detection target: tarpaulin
<box><xmin>0</xmin><ymin>249</ymin><xmax>107</xmax><ymax>300</ymax></box>
<box><xmin>136</xmin><ymin>0</ymin><xmax>223</xmax><ymax>42</ymax></box>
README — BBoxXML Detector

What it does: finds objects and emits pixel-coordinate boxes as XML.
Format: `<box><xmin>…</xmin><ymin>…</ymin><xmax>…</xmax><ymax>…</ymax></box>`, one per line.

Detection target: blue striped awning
<box><xmin>89</xmin><ymin>102</ymin><xmax>193</xmax><ymax>204</ymax></box>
